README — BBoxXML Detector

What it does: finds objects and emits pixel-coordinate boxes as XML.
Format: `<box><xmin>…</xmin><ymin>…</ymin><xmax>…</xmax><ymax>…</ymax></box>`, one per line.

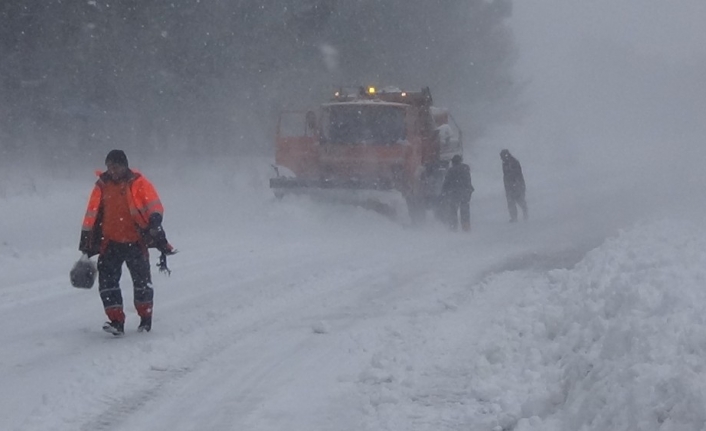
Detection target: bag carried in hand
<box><xmin>70</xmin><ymin>255</ymin><xmax>97</xmax><ymax>289</ymax></box>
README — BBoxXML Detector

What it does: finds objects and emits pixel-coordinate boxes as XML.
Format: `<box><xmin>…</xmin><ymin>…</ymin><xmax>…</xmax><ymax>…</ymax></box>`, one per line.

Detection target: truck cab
<box><xmin>271</xmin><ymin>86</ymin><xmax>463</xmax><ymax>222</ymax></box>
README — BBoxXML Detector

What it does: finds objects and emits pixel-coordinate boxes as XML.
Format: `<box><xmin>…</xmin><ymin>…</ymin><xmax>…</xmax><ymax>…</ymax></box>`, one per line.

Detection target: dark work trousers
<box><xmin>98</xmin><ymin>241</ymin><xmax>153</xmax><ymax>323</ymax></box>
<box><xmin>446</xmin><ymin>197</ymin><xmax>471</xmax><ymax>232</ymax></box>
<box><xmin>506</xmin><ymin>189</ymin><xmax>528</xmax><ymax>222</ymax></box>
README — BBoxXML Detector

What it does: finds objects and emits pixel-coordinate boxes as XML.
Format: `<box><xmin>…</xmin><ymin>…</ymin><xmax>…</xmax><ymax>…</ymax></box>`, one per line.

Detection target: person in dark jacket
<box><xmin>441</xmin><ymin>154</ymin><xmax>474</xmax><ymax>231</ymax></box>
<box><xmin>500</xmin><ymin>149</ymin><xmax>528</xmax><ymax>222</ymax></box>
<box><xmin>79</xmin><ymin>150</ymin><xmax>175</xmax><ymax>335</ymax></box>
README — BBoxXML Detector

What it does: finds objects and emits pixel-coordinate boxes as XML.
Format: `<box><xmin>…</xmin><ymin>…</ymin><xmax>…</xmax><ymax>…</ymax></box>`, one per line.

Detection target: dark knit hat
<box><xmin>105</xmin><ymin>149</ymin><xmax>128</xmax><ymax>167</ymax></box>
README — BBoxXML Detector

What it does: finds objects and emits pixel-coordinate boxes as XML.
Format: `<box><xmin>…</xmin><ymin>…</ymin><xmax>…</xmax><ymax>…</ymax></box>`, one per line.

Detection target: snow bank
<box><xmin>479</xmin><ymin>219</ymin><xmax>706</xmax><ymax>430</ymax></box>
<box><xmin>350</xmin><ymin>219</ymin><xmax>706</xmax><ymax>431</ymax></box>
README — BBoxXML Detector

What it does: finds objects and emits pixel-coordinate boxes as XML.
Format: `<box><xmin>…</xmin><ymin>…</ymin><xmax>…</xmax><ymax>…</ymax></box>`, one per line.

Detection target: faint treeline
<box><xmin>0</xmin><ymin>0</ymin><xmax>518</xmax><ymax>165</ymax></box>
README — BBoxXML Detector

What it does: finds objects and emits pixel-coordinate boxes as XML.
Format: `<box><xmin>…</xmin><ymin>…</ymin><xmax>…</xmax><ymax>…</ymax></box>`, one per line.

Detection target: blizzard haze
<box><xmin>1</xmin><ymin>2</ymin><xmax>706</xmax><ymax>431</ymax></box>
<box><xmin>495</xmin><ymin>0</ymin><xmax>706</xmax><ymax>200</ymax></box>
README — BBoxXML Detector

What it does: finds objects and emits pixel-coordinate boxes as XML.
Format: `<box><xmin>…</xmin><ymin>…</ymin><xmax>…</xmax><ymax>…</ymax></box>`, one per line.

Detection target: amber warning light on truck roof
<box><xmin>331</xmin><ymin>86</ymin><xmax>428</xmax><ymax>104</ymax></box>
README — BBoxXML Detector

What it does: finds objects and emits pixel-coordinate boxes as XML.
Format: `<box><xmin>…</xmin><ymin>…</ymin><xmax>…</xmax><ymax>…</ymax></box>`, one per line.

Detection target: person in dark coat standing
<box><xmin>500</xmin><ymin>149</ymin><xmax>528</xmax><ymax>222</ymax></box>
<box><xmin>441</xmin><ymin>154</ymin><xmax>474</xmax><ymax>231</ymax></box>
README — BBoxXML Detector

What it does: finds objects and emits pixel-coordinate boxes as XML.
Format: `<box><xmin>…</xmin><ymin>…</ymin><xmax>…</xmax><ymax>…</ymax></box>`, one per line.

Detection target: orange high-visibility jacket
<box><xmin>79</xmin><ymin>170</ymin><xmax>164</xmax><ymax>256</ymax></box>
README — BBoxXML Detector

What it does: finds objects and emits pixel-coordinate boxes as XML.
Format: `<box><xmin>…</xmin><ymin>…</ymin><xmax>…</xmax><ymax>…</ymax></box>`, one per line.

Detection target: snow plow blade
<box><xmin>269</xmin><ymin>177</ymin><xmax>404</xmax><ymax>220</ymax></box>
<box><xmin>269</xmin><ymin>177</ymin><xmax>395</xmax><ymax>192</ymax></box>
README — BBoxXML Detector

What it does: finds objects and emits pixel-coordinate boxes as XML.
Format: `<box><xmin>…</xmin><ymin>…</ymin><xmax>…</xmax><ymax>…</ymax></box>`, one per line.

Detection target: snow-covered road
<box><xmin>2</xmin><ymin>155</ymin><xmax>705</xmax><ymax>431</ymax></box>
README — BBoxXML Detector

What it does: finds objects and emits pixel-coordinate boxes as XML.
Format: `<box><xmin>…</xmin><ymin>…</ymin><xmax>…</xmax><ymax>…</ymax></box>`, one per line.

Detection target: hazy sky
<box><xmin>495</xmin><ymin>0</ymin><xmax>706</xmax><ymax>182</ymax></box>
<box><xmin>513</xmin><ymin>0</ymin><xmax>706</xmax><ymax>65</ymax></box>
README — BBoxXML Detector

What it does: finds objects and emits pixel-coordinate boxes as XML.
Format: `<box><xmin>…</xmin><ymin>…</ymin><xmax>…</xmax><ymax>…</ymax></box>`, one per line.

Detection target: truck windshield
<box><xmin>323</xmin><ymin>105</ymin><xmax>406</xmax><ymax>145</ymax></box>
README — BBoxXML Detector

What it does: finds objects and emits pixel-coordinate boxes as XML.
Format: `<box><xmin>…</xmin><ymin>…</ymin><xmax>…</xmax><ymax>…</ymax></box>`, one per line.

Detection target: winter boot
<box><xmin>102</xmin><ymin>320</ymin><xmax>125</xmax><ymax>336</ymax></box>
<box><xmin>138</xmin><ymin>316</ymin><xmax>152</xmax><ymax>333</ymax></box>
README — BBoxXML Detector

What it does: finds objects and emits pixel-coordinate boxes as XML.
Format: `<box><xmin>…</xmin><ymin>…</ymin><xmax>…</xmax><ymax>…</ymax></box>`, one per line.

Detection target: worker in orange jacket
<box><xmin>79</xmin><ymin>149</ymin><xmax>174</xmax><ymax>335</ymax></box>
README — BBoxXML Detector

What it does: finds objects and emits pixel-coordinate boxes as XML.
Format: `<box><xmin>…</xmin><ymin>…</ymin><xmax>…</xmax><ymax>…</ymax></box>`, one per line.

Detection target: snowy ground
<box><xmin>3</xmin><ymin>1</ymin><xmax>704</xmax><ymax>429</ymax></box>
<box><xmin>1</xmin><ymin>145</ymin><xmax>706</xmax><ymax>431</ymax></box>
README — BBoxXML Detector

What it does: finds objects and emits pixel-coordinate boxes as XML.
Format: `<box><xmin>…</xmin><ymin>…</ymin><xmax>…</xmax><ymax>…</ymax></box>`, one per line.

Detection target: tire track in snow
<box><xmin>72</xmin><ymin>241</ymin><xmax>483</xmax><ymax>431</ymax></box>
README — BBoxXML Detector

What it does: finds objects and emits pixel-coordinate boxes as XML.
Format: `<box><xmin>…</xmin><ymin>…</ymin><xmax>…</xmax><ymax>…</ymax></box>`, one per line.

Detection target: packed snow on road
<box><xmin>1</xmin><ymin>145</ymin><xmax>705</xmax><ymax>431</ymax></box>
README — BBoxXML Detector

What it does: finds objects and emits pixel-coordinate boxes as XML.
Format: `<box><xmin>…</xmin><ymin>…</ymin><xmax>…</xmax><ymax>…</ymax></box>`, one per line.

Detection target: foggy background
<box><xmin>501</xmin><ymin>0</ymin><xmax>706</xmax><ymax>187</ymax></box>
<box><xmin>0</xmin><ymin>0</ymin><xmax>516</xmax><ymax>168</ymax></box>
<box><xmin>1</xmin><ymin>0</ymin><xmax>704</xmax><ymax>210</ymax></box>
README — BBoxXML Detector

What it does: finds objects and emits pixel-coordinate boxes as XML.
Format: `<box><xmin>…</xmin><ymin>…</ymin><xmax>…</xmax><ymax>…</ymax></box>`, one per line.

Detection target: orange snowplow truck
<box><xmin>270</xmin><ymin>86</ymin><xmax>463</xmax><ymax>222</ymax></box>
